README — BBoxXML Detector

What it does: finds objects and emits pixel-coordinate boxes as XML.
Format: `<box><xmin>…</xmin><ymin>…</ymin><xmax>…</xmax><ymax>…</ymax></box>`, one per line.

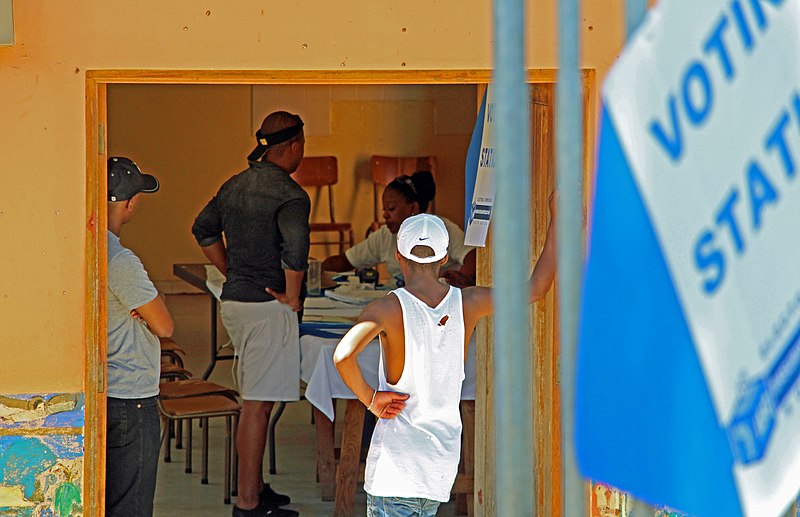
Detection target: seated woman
<box><xmin>322</xmin><ymin>170</ymin><xmax>477</xmax><ymax>288</ymax></box>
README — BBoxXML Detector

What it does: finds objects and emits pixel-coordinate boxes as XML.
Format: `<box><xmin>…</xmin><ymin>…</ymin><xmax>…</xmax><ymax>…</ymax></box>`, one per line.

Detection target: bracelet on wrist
<box><xmin>366</xmin><ymin>389</ymin><xmax>378</xmax><ymax>412</ymax></box>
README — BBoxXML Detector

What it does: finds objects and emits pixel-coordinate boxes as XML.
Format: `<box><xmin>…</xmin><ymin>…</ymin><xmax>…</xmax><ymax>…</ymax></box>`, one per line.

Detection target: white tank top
<box><xmin>364</xmin><ymin>286</ymin><xmax>466</xmax><ymax>502</ymax></box>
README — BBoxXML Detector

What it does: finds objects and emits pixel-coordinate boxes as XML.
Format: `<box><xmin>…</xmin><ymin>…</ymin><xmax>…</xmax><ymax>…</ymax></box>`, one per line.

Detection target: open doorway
<box><xmin>105</xmin><ymin>83</ymin><xmax>478</xmax><ymax>294</ymax></box>
<box><xmin>84</xmin><ymin>69</ymin><xmax>594</xmax><ymax>515</ymax></box>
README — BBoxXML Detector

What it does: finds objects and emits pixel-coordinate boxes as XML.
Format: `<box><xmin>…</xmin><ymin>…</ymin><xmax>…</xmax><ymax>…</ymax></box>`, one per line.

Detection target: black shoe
<box><xmin>232</xmin><ymin>503</ymin><xmax>299</xmax><ymax>517</ymax></box>
<box><xmin>260</xmin><ymin>483</ymin><xmax>291</xmax><ymax>509</ymax></box>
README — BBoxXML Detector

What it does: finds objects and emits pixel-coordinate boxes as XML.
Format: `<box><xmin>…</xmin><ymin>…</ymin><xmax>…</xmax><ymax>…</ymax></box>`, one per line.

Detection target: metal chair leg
<box><xmin>224</xmin><ymin>415</ymin><xmax>232</xmax><ymax>504</ymax></box>
<box><xmin>268</xmin><ymin>401</ymin><xmax>286</xmax><ymax>475</ymax></box>
<box><xmin>176</xmin><ymin>416</ymin><xmax>183</xmax><ymax>449</ymax></box>
<box><xmin>159</xmin><ymin>416</ymin><xmax>170</xmax><ymax>462</ymax></box>
<box><xmin>232</xmin><ymin>414</ymin><xmax>239</xmax><ymax>496</ymax></box>
<box><xmin>201</xmin><ymin>416</ymin><xmax>209</xmax><ymax>484</ymax></box>
<box><xmin>185</xmin><ymin>418</ymin><xmax>193</xmax><ymax>473</ymax></box>
<box><xmin>164</xmin><ymin>416</ymin><xmax>172</xmax><ymax>463</ymax></box>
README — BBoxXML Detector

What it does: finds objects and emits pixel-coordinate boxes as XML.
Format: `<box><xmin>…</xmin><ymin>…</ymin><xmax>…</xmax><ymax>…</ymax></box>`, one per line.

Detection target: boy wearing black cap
<box><xmin>334</xmin><ymin>204</ymin><xmax>556</xmax><ymax>516</ymax></box>
<box><xmin>192</xmin><ymin>111</ymin><xmax>307</xmax><ymax>517</ymax></box>
<box><xmin>106</xmin><ymin>157</ymin><xmax>174</xmax><ymax>516</ymax></box>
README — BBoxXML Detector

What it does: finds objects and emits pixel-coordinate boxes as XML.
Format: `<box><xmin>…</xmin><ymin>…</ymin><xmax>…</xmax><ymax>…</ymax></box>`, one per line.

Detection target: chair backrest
<box><xmin>292</xmin><ymin>156</ymin><xmax>338</xmax><ymax>222</ymax></box>
<box><xmin>369</xmin><ymin>155</ymin><xmax>438</xmax><ymax>222</ymax></box>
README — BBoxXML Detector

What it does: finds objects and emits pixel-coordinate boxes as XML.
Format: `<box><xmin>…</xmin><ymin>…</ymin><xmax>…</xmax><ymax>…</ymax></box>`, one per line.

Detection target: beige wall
<box><xmin>106</xmin><ymin>84</ymin><xmax>253</xmax><ymax>287</ymax></box>
<box><xmin>0</xmin><ymin>0</ymin><xmax>624</xmax><ymax>390</ymax></box>
<box><xmin>107</xmin><ymin>84</ymin><xmax>476</xmax><ymax>286</ymax></box>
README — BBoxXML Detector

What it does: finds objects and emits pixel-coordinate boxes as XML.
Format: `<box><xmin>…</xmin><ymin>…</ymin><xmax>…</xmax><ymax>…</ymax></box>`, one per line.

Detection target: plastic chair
<box><xmin>369</xmin><ymin>155</ymin><xmax>438</xmax><ymax>231</ymax></box>
<box><xmin>292</xmin><ymin>156</ymin><xmax>354</xmax><ymax>254</ymax></box>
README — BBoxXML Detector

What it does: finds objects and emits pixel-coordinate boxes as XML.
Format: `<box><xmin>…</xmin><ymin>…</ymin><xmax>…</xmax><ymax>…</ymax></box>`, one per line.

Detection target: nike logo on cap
<box><xmin>419</xmin><ymin>237</ymin><xmax>429</xmax><ymax>240</ymax></box>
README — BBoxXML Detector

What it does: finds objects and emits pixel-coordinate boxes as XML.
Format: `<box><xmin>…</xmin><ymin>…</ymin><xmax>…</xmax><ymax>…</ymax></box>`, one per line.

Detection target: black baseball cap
<box><xmin>107</xmin><ymin>157</ymin><xmax>160</xmax><ymax>202</ymax></box>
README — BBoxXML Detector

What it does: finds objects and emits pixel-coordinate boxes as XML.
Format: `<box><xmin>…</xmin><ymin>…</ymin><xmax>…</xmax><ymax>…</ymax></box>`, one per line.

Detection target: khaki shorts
<box><xmin>220</xmin><ymin>300</ymin><xmax>300</xmax><ymax>401</ymax></box>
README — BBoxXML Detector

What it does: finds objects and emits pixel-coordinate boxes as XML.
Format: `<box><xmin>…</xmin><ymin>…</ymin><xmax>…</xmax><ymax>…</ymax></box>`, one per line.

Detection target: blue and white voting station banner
<box><xmin>464</xmin><ymin>86</ymin><xmax>495</xmax><ymax>247</ymax></box>
<box><xmin>577</xmin><ymin>1</ymin><xmax>800</xmax><ymax>516</ymax></box>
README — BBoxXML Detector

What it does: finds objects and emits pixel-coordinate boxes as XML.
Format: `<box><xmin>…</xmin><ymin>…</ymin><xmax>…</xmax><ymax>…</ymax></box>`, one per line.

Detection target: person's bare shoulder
<box><xmin>358</xmin><ymin>292</ymin><xmax>403</xmax><ymax>325</ymax></box>
<box><xmin>461</xmin><ymin>285</ymin><xmax>493</xmax><ymax>320</ymax></box>
<box><xmin>461</xmin><ymin>285</ymin><xmax>491</xmax><ymax>304</ymax></box>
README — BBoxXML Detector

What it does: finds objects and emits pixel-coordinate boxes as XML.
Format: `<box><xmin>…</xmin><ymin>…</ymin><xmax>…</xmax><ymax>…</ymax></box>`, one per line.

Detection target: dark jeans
<box><xmin>106</xmin><ymin>396</ymin><xmax>160</xmax><ymax>517</ymax></box>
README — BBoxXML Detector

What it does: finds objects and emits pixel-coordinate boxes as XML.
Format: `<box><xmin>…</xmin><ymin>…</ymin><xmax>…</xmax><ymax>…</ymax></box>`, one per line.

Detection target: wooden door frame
<box><xmin>84</xmin><ymin>68</ymin><xmax>595</xmax><ymax>514</ymax></box>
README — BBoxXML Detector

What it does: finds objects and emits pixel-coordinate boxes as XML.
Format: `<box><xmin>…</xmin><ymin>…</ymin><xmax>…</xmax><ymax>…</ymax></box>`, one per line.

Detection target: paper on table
<box><xmin>302</xmin><ymin>311</ymin><xmax>360</xmax><ymax>321</ymax></box>
<box><xmin>304</xmin><ymin>294</ymin><xmax>363</xmax><ymax>320</ymax></box>
<box><xmin>204</xmin><ymin>265</ymin><xmax>225</xmax><ymax>300</ymax></box>
<box><xmin>324</xmin><ymin>286</ymin><xmax>390</xmax><ymax>306</ymax></box>
<box><xmin>304</xmin><ymin>297</ymin><xmax>343</xmax><ymax>309</ymax></box>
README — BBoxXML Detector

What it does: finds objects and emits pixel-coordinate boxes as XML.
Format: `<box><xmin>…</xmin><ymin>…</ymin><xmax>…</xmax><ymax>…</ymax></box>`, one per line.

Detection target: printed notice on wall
<box><xmin>601</xmin><ymin>1</ymin><xmax>800</xmax><ymax>515</ymax></box>
<box><xmin>464</xmin><ymin>85</ymin><xmax>495</xmax><ymax>247</ymax></box>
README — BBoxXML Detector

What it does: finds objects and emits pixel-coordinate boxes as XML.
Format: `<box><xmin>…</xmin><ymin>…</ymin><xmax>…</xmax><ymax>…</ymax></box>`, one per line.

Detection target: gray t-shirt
<box><xmin>107</xmin><ymin>231</ymin><xmax>160</xmax><ymax>399</ymax></box>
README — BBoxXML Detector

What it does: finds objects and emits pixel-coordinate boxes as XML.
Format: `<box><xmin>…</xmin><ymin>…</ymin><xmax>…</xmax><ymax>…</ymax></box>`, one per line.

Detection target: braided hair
<box><xmin>385</xmin><ymin>171</ymin><xmax>436</xmax><ymax>212</ymax></box>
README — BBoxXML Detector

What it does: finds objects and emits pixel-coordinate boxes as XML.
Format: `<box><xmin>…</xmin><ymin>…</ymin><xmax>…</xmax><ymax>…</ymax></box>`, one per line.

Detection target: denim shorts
<box><xmin>366</xmin><ymin>494</ymin><xmax>441</xmax><ymax>517</ymax></box>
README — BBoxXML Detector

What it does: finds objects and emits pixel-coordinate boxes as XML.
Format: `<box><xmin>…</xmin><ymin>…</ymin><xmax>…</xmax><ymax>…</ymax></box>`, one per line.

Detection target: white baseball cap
<box><xmin>397</xmin><ymin>213</ymin><xmax>449</xmax><ymax>263</ymax></box>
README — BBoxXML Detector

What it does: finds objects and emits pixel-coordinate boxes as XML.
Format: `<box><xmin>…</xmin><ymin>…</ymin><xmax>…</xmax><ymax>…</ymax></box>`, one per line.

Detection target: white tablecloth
<box><xmin>205</xmin><ymin>267</ymin><xmax>478</xmax><ymax>421</ymax></box>
<box><xmin>301</xmin><ymin>333</ymin><xmax>478</xmax><ymax>421</ymax></box>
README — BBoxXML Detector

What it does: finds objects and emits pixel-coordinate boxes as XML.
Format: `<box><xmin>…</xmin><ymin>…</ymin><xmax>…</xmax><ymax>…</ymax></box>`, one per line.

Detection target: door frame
<box><xmin>84</xmin><ymin>68</ymin><xmax>595</xmax><ymax>514</ymax></box>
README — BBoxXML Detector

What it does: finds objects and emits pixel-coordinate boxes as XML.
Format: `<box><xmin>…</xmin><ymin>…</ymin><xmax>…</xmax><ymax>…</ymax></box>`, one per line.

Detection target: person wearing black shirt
<box><xmin>192</xmin><ymin>111</ymin><xmax>308</xmax><ymax>517</ymax></box>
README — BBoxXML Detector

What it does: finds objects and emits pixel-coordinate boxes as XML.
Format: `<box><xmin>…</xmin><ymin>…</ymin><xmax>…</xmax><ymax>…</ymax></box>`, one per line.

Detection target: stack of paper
<box><xmin>324</xmin><ymin>286</ymin><xmax>389</xmax><ymax>306</ymax></box>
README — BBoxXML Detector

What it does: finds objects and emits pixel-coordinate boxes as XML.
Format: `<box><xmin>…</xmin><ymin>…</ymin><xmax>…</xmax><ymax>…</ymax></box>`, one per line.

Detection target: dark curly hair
<box><xmin>385</xmin><ymin>170</ymin><xmax>436</xmax><ymax>212</ymax></box>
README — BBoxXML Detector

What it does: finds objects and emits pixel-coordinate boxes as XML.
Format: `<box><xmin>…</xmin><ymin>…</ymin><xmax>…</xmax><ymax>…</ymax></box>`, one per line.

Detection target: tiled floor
<box><xmin>155</xmin><ymin>293</ymin><xmax>460</xmax><ymax>516</ymax></box>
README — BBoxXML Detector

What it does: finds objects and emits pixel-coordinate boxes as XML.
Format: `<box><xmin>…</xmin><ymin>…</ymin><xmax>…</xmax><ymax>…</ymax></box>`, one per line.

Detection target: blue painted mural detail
<box><xmin>0</xmin><ymin>393</ymin><xmax>84</xmax><ymax>429</ymax></box>
<box><xmin>0</xmin><ymin>393</ymin><xmax>84</xmax><ymax>516</ymax></box>
<box><xmin>654</xmin><ymin>506</ymin><xmax>688</xmax><ymax>517</ymax></box>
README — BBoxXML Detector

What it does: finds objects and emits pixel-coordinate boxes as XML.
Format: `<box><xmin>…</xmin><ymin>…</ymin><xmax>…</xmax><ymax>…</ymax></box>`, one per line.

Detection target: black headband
<box><xmin>247</xmin><ymin>121</ymin><xmax>304</xmax><ymax>162</ymax></box>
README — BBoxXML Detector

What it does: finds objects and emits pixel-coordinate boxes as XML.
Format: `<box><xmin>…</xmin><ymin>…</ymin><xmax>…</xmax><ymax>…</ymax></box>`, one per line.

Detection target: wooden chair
<box><xmin>157</xmin><ymin>391</ymin><xmax>240</xmax><ymax>504</ymax></box>
<box><xmin>292</xmin><ymin>156</ymin><xmax>354</xmax><ymax>254</ymax></box>
<box><xmin>158</xmin><ymin>379</ymin><xmax>239</xmax><ymax>465</ymax></box>
<box><xmin>159</xmin><ymin>336</ymin><xmax>186</xmax><ymax>368</ymax></box>
<box><xmin>160</xmin><ymin>363</ymin><xmax>192</xmax><ymax>381</ymax></box>
<box><xmin>369</xmin><ymin>155</ymin><xmax>438</xmax><ymax>232</ymax></box>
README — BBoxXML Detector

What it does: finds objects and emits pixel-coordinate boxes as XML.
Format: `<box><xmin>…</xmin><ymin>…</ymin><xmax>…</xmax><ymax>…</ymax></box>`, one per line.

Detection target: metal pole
<box><xmin>493</xmin><ymin>0</ymin><xmax>532</xmax><ymax>514</ymax></box>
<box><xmin>556</xmin><ymin>0</ymin><xmax>585</xmax><ymax>514</ymax></box>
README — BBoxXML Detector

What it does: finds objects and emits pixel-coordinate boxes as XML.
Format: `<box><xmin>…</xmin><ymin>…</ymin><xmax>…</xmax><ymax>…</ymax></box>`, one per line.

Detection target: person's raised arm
<box><xmin>267</xmin><ymin>198</ymin><xmax>310</xmax><ymax>312</ymax></box>
<box><xmin>326</xmin><ymin>230</ymin><xmax>382</xmax><ymax>274</ymax></box>
<box><xmin>134</xmin><ymin>293</ymin><xmax>174</xmax><ymax>337</ymax></box>
<box><xmin>200</xmin><ymin>241</ymin><xmax>227</xmax><ymax>277</ymax></box>
<box><xmin>193</xmin><ymin>196</ymin><xmax>227</xmax><ymax>275</ymax></box>
<box><xmin>267</xmin><ymin>270</ymin><xmax>304</xmax><ymax>312</ymax></box>
<box><xmin>440</xmin><ymin>249</ymin><xmax>476</xmax><ymax>288</ymax></box>
<box><xmin>529</xmin><ymin>193</ymin><xmax>557</xmax><ymax>304</ymax></box>
<box><xmin>334</xmin><ymin>302</ymin><xmax>409</xmax><ymax>419</ymax></box>
<box><xmin>321</xmin><ymin>254</ymin><xmax>354</xmax><ymax>273</ymax></box>
<box><xmin>463</xmin><ymin>193</ymin><xmax>557</xmax><ymax>322</ymax></box>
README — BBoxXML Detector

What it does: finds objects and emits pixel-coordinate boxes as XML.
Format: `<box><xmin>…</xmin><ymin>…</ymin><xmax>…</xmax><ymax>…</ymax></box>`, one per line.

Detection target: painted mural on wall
<box><xmin>591</xmin><ymin>481</ymin><xmax>692</xmax><ymax>517</ymax></box>
<box><xmin>591</xmin><ymin>481</ymin><xmax>628</xmax><ymax>517</ymax></box>
<box><xmin>652</xmin><ymin>506</ymin><xmax>687</xmax><ymax>517</ymax></box>
<box><xmin>0</xmin><ymin>393</ymin><xmax>84</xmax><ymax>517</ymax></box>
